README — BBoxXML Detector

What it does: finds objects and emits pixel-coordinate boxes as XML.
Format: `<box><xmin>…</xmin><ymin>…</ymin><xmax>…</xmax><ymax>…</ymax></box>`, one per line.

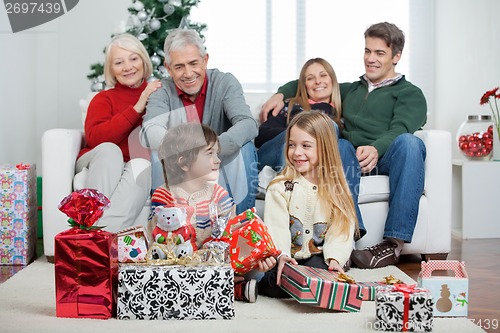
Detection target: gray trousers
<box><xmin>75</xmin><ymin>142</ymin><xmax>151</xmax><ymax>232</ymax></box>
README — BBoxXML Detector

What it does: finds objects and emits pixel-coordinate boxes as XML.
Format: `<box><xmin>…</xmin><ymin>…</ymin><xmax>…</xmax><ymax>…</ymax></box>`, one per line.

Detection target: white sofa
<box><xmin>42</xmin><ymin>92</ymin><xmax>452</xmax><ymax>262</ymax></box>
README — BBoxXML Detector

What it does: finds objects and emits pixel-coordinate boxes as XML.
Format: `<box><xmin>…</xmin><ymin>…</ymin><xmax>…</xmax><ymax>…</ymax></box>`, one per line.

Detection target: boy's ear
<box><xmin>178</xmin><ymin>156</ymin><xmax>190</xmax><ymax>172</ymax></box>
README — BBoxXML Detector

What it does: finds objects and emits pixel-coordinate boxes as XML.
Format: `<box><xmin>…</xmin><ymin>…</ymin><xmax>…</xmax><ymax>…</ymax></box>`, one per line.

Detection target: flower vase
<box><xmin>493</xmin><ymin>126</ymin><xmax>500</xmax><ymax>161</ymax></box>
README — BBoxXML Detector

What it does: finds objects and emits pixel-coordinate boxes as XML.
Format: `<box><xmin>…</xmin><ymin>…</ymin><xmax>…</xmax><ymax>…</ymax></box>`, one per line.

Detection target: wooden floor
<box><xmin>1</xmin><ymin>237</ymin><xmax>499</xmax><ymax>332</ymax></box>
<box><xmin>396</xmin><ymin>237</ymin><xmax>500</xmax><ymax>333</ymax></box>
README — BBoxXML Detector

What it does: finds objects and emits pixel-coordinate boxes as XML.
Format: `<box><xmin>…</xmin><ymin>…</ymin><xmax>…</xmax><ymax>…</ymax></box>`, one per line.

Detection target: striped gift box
<box><xmin>357</xmin><ymin>281</ymin><xmax>388</xmax><ymax>301</ymax></box>
<box><xmin>280</xmin><ymin>263</ymin><xmax>363</xmax><ymax>312</ymax></box>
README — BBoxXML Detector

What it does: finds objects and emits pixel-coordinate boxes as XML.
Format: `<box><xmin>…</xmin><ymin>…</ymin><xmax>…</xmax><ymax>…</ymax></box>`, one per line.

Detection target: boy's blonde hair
<box><xmin>158</xmin><ymin>123</ymin><xmax>219</xmax><ymax>186</ymax></box>
<box><xmin>271</xmin><ymin>111</ymin><xmax>359</xmax><ymax>239</ymax></box>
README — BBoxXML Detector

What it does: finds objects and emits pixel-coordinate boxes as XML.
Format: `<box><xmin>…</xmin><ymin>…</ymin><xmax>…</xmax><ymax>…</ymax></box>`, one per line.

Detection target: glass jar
<box><xmin>457</xmin><ymin>115</ymin><xmax>494</xmax><ymax>160</ymax></box>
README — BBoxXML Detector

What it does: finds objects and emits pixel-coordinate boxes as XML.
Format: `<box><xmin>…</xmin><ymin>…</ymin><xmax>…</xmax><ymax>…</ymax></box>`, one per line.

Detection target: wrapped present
<box><xmin>117</xmin><ymin>226</ymin><xmax>149</xmax><ymax>263</ymax></box>
<box><xmin>357</xmin><ymin>281</ymin><xmax>388</xmax><ymax>301</ymax></box>
<box><xmin>202</xmin><ymin>203</ymin><xmax>231</xmax><ymax>264</ymax></box>
<box><xmin>375</xmin><ymin>284</ymin><xmax>434</xmax><ymax>332</ymax></box>
<box><xmin>117</xmin><ymin>263</ymin><xmax>234</xmax><ymax>320</ymax></box>
<box><xmin>280</xmin><ymin>263</ymin><xmax>363</xmax><ymax>312</ymax></box>
<box><xmin>223</xmin><ymin>208</ymin><xmax>280</xmax><ymax>275</ymax></box>
<box><xmin>417</xmin><ymin>260</ymin><xmax>468</xmax><ymax>317</ymax></box>
<box><xmin>54</xmin><ymin>189</ymin><xmax>118</xmax><ymax>319</ymax></box>
<box><xmin>0</xmin><ymin>164</ymin><xmax>37</xmax><ymax>265</ymax></box>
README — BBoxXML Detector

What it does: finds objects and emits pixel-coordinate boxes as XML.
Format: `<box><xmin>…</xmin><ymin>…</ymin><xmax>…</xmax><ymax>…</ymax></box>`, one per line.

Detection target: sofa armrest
<box><xmin>41</xmin><ymin>128</ymin><xmax>84</xmax><ymax>257</ymax></box>
<box><xmin>414</xmin><ymin>129</ymin><xmax>452</xmax><ymax>252</ymax></box>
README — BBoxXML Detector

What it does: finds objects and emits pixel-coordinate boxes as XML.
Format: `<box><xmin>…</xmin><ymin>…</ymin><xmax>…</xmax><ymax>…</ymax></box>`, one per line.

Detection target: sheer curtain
<box><xmin>191</xmin><ymin>0</ymin><xmax>434</xmax><ymax>123</ymax></box>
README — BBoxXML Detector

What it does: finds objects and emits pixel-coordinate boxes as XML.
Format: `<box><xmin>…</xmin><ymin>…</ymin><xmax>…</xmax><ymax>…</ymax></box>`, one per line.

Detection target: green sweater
<box><xmin>278</xmin><ymin>76</ymin><xmax>427</xmax><ymax>156</ymax></box>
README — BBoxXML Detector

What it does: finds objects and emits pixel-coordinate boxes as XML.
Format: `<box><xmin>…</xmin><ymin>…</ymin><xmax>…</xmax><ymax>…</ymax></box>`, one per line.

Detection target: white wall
<box><xmin>0</xmin><ymin>0</ymin><xmax>128</xmax><ymax>172</ymax></box>
<box><xmin>434</xmin><ymin>0</ymin><xmax>500</xmax><ymax>159</ymax></box>
<box><xmin>1</xmin><ymin>0</ymin><xmax>500</xmax><ymax>173</ymax></box>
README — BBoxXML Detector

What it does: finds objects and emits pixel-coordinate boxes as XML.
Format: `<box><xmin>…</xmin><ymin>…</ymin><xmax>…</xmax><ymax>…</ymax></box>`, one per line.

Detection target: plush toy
<box><xmin>151</xmin><ymin>205</ymin><xmax>197</xmax><ymax>258</ymax></box>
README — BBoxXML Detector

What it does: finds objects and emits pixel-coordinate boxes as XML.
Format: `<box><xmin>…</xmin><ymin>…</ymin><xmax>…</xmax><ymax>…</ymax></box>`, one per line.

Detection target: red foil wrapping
<box><xmin>55</xmin><ymin>228</ymin><xmax>117</xmax><ymax>319</ymax></box>
<box><xmin>54</xmin><ymin>189</ymin><xmax>117</xmax><ymax>319</ymax></box>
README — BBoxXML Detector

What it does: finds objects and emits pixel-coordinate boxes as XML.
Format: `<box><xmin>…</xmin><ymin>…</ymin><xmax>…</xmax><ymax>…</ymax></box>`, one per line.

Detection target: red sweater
<box><xmin>78</xmin><ymin>81</ymin><xmax>147</xmax><ymax>161</ymax></box>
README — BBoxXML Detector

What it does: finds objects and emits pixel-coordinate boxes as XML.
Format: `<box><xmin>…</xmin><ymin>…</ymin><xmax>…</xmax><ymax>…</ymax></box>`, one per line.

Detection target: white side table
<box><xmin>452</xmin><ymin>158</ymin><xmax>500</xmax><ymax>239</ymax></box>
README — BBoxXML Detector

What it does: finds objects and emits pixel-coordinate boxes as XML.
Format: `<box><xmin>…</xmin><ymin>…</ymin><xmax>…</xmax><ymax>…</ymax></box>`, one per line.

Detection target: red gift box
<box><xmin>54</xmin><ymin>228</ymin><xmax>118</xmax><ymax>319</ymax></box>
<box><xmin>280</xmin><ymin>263</ymin><xmax>364</xmax><ymax>312</ymax></box>
<box><xmin>223</xmin><ymin>208</ymin><xmax>279</xmax><ymax>275</ymax></box>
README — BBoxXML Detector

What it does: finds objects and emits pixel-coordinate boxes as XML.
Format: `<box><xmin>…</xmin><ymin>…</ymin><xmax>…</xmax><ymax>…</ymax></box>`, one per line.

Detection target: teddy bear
<box><xmin>151</xmin><ymin>205</ymin><xmax>197</xmax><ymax>258</ymax></box>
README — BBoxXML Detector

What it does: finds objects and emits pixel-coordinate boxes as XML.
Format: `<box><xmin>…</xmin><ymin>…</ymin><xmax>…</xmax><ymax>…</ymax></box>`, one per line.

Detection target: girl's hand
<box><xmin>134</xmin><ymin>79</ymin><xmax>162</xmax><ymax>114</ymax></box>
<box><xmin>327</xmin><ymin>258</ymin><xmax>345</xmax><ymax>274</ymax></box>
<box><xmin>276</xmin><ymin>255</ymin><xmax>297</xmax><ymax>286</ymax></box>
<box><xmin>257</xmin><ymin>256</ymin><xmax>277</xmax><ymax>272</ymax></box>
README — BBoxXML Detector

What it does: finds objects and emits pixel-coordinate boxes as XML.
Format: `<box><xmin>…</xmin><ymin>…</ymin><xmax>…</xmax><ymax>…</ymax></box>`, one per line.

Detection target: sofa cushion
<box><xmin>358</xmin><ymin>175</ymin><xmax>390</xmax><ymax>204</ymax></box>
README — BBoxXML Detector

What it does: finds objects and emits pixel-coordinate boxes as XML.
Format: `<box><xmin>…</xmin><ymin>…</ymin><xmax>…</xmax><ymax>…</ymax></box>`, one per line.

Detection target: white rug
<box><xmin>0</xmin><ymin>256</ymin><xmax>484</xmax><ymax>333</ymax></box>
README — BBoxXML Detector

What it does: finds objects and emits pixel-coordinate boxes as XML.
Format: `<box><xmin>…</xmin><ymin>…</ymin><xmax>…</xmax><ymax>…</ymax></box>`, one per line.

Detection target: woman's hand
<box><xmin>276</xmin><ymin>255</ymin><xmax>297</xmax><ymax>286</ymax></box>
<box><xmin>134</xmin><ymin>79</ymin><xmax>162</xmax><ymax>114</ymax></box>
<box><xmin>259</xmin><ymin>93</ymin><xmax>285</xmax><ymax>123</ymax></box>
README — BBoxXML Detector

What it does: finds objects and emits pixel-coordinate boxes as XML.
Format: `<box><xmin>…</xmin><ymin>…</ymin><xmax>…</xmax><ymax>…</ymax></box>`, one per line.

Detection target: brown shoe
<box><xmin>234</xmin><ymin>279</ymin><xmax>258</xmax><ymax>303</ymax></box>
<box><xmin>351</xmin><ymin>240</ymin><xmax>400</xmax><ymax>269</ymax></box>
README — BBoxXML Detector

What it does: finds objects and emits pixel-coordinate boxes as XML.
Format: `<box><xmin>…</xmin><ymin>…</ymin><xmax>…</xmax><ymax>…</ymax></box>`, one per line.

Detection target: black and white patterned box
<box><xmin>117</xmin><ymin>264</ymin><xmax>234</xmax><ymax>320</ymax></box>
<box><xmin>375</xmin><ymin>285</ymin><xmax>434</xmax><ymax>332</ymax></box>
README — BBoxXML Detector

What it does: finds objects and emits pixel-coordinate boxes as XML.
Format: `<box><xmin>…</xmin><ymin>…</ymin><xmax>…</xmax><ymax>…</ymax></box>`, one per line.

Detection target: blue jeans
<box><xmin>151</xmin><ymin>142</ymin><xmax>258</xmax><ymax>215</ymax></box>
<box><xmin>338</xmin><ymin>134</ymin><xmax>426</xmax><ymax>242</ymax></box>
<box><xmin>257</xmin><ymin>131</ymin><xmax>286</xmax><ymax>172</ymax></box>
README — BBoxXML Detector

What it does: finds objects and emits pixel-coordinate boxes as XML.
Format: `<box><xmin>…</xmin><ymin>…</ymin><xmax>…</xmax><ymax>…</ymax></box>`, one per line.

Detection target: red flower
<box><xmin>480</xmin><ymin>87</ymin><xmax>499</xmax><ymax>105</ymax></box>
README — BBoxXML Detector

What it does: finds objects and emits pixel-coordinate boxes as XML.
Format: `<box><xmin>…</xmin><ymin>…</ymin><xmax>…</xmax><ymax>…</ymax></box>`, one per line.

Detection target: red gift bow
<box><xmin>15</xmin><ymin>163</ymin><xmax>30</xmax><ymax>170</ymax></box>
<box><xmin>58</xmin><ymin>189</ymin><xmax>111</xmax><ymax>230</ymax></box>
<box><xmin>393</xmin><ymin>284</ymin><xmax>420</xmax><ymax>332</ymax></box>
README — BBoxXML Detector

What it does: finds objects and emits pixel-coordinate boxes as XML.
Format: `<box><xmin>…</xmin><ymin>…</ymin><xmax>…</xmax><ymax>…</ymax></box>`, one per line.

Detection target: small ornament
<box><xmin>157</xmin><ymin>65</ymin><xmax>169</xmax><ymax>78</ymax></box>
<box><xmin>178</xmin><ymin>16</ymin><xmax>190</xmax><ymax>29</ymax></box>
<box><xmin>91</xmin><ymin>80</ymin><xmax>105</xmax><ymax>92</ymax></box>
<box><xmin>126</xmin><ymin>14</ymin><xmax>141</xmax><ymax>28</ymax></box>
<box><xmin>133</xmin><ymin>0</ymin><xmax>144</xmax><ymax>11</ymax></box>
<box><xmin>170</xmin><ymin>0</ymin><xmax>182</xmax><ymax>6</ymax></box>
<box><xmin>138</xmin><ymin>33</ymin><xmax>148</xmax><ymax>41</ymax></box>
<box><xmin>137</xmin><ymin>10</ymin><xmax>148</xmax><ymax>21</ymax></box>
<box><xmin>150</xmin><ymin>54</ymin><xmax>161</xmax><ymax>66</ymax></box>
<box><xmin>163</xmin><ymin>4</ymin><xmax>175</xmax><ymax>16</ymax></box>
<box><xmin>149</xmin><ymin>18</ymin><xmax>161</xmax><ymax>31</ymax></box>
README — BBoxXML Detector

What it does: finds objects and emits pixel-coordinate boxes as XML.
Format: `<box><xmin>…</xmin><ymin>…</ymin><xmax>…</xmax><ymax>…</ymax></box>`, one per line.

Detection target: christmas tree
<box><xmin>87</xmin><ymin>0</ymin><xmax>206</xmax><ymax>91</ymax></box>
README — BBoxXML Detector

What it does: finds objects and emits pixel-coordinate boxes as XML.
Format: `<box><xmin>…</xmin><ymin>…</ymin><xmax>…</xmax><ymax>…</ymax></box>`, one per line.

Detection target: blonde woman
<box><xmin>76</xmin><ymin>33</ymin><xmax>162</xmax><ymax>232</ymax></box>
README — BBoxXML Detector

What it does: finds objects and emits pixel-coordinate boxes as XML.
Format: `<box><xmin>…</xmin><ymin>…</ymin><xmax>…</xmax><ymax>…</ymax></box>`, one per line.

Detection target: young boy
<box><xmin>151</xmin><ymin>123</ymin><xmax>258</xmax><ymax>303</ymax></box>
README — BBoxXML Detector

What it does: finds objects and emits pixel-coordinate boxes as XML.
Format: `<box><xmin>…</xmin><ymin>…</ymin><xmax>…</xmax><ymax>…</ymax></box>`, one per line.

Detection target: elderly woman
<box><xmin>75</xmin><ymin>33</ymin><xmax>162</xmax><ymax>232</ymax></box>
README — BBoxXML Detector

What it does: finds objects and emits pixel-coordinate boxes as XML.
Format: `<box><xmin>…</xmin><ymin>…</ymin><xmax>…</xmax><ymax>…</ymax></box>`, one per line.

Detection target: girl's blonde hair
<box><xmin>103</xmin><ymin>33</ymin><xmax>153</xmax><ymax>87</ymax></box>
<box><xmin>288</xmin><ymin>58</ymin><xmax>342</xmax><ymax>126</ymax></box>
<box><xmin>270</xmin><ymin>111</ymin><xmax>359</xmax><ymax>239</ymax></box>
<box><xmin>158</xmin><ymin>123</ymin><xmax>219</xmax><ymax>186</ymax></box>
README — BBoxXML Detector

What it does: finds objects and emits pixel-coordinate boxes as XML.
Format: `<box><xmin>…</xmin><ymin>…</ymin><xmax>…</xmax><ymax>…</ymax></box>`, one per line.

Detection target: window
<box><xmin>192</xmin><ymin>0</ymin><xmax>412</xmax><ymax>92</ymax></box>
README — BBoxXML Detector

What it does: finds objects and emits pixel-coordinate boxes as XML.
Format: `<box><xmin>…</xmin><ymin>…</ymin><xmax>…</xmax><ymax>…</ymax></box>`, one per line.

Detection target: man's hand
<box><xmin>259</xmin><ymin>93</ymin><xmax>285</xmax><ymax>123</ymax></box>
<box><xmin>356</xmin><ymin>145</ymin><xmax>379</xmax><ymax>174</ymax></box>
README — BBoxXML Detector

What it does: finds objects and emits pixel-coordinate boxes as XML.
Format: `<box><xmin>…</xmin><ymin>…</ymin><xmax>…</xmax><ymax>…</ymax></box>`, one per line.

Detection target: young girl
<box><xmin>258</xmin><ymin>111</ymin><xmax>359</xmax><ymax>298</ymax></box>
<box><xmin>150</xmin><ymin>123</ymin><xmax>258</xmax><ymax>302</ymax></box>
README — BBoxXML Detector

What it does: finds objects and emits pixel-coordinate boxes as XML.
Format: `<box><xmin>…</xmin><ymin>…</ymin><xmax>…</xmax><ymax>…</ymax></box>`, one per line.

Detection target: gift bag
<box><xmin>54</xmin><ymin>189</ymin><xmax>118</xmax><ymax>319</ymax></box>
<box><xmin>417</xmin><ymin>260</ymin><xmax>468</xmax><ymax>317</ymax></box>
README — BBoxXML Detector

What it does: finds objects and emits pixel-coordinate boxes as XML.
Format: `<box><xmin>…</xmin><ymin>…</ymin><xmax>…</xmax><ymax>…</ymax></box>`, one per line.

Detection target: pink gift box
<box><xmin>0</xmin><ymin>164</ymin><xmax>37</xmax><ymax>265</ymax></box>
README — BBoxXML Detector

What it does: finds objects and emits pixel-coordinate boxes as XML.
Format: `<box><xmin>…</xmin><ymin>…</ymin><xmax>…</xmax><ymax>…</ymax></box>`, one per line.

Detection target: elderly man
<box><xmin>141</xmin><ymin>28</ymin><xmax>258</xmax><ymax>214</ymax></box>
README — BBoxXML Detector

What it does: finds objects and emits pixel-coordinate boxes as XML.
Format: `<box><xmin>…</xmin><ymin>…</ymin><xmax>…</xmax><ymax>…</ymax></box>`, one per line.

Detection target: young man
<box><xmin>140</xmin><ymin>28</ymin><xmax>259</xmax><ymax>214</ymax></box>
<box><xmin>259</xmin><ymin>22</ymin><xmax>427</xmax><ymax>269</ymax></box>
